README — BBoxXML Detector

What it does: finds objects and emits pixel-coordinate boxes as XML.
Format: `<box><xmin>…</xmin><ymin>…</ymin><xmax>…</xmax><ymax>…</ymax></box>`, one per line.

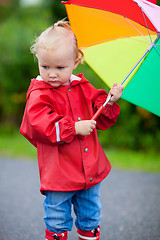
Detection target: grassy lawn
<box><xmin>0</xmin><ymin>132</ymin><xmax>37</xmax><ymax>160</ymax></box>
<box><xmin>105</xmin><ymin>148</ymin><xmax>160</xmax><ymax>173</ymax></box>
<box><xmin>0</xmin><ymin>132</ymin><xmax>160</xmax><ymax>173</ymax></box>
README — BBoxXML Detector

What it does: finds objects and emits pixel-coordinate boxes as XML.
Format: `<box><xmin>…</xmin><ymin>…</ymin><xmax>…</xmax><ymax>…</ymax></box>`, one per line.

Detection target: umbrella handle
<box><xmin>80</xmin><ymin>103</ymin><xmax>105</xmax><ymax>140</ymax></box>
<box><xmin>80</xmin><ymin>95</ymin><xmax>111</xmax><ymax>140</ymax></box>
<box><xmin>91</xmin><ymin>105</ymin><xmax>104</xmax><ymax>120</ymax></box>
<box><xmin>91</xmin><ymin>95</ymin><xmax>111</xmax><ymax>120</ymax></box>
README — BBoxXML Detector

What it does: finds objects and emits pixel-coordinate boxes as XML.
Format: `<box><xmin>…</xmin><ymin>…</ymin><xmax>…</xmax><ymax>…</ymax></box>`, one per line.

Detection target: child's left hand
<box><xmin>108</xmin><ymin>83</ymin><xmax>124</xmax><ymax>105</ymax></box>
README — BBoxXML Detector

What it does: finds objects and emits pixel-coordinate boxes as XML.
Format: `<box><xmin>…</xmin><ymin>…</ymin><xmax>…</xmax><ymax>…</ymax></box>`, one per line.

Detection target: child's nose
<box><xmin>49</xmin><ymin>71</ymin><xmax>57</xmax><ymax>78</ymax></box>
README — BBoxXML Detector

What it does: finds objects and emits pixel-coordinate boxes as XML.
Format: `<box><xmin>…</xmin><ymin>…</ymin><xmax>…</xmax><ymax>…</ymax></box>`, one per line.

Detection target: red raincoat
<box><xmin>20</xmin><ymin>74</ymin><xmax>120</xmax><ymax>192</ymax></box>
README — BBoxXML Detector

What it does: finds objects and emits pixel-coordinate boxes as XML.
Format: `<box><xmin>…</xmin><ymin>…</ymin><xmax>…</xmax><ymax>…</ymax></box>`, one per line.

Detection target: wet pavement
<box><xmin>0</xmin><ymin>157</ymin><xmax>160</xmax><ymax>240</ymax></box>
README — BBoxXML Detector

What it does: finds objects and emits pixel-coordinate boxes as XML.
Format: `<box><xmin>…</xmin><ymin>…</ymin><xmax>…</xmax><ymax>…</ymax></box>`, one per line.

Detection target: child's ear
<box><xmin>73</xmin><ymin>57</ymin><xmax>81</xmax><ymax>70</ymax></box>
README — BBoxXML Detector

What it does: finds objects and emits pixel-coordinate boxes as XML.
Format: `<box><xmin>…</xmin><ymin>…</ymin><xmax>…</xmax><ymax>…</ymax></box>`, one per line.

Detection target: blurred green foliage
<box><xmin>0</xmin><ymin>0</ymin><xmax>160</xmax><ymax>152</ymax></box>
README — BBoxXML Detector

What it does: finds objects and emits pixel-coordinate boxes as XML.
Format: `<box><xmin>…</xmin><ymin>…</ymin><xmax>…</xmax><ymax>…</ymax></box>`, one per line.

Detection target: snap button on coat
<box><xmin>85</xmin><ymin>148</ymin><xmax>88</xmax><ymax>152</ymax></box>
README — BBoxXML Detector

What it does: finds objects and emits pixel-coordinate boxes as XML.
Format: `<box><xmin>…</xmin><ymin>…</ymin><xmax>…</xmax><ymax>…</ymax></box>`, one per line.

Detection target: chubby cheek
<box><xmin>39</xmin><ymin>67</ymin><xmax>44</xmax><ymax>75</ymax></box>
<box><xmin>39</xmin><ymin>68</ymin><xmax>47</xmax><ymax>79</ymax></box>
<box><xmin>62</xmin><ymin>72</ymin><xmax>71</xmax><ymax>84</ymax></box>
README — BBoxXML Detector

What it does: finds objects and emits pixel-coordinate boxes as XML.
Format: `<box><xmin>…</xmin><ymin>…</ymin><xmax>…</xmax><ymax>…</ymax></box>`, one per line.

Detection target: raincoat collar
<box><xmin>27</xmin><ymin>73</ymin><xmax>89</xmax><ymax>99</ymax></box>
<box><xmin>36</xmin><ymin>74</ymin><xmax>81</xmax><ymax>83</ymax></box>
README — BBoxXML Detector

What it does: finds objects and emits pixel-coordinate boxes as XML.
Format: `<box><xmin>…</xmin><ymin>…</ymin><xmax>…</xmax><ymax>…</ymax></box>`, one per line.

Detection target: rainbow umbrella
<box><xmin>62</xmin><ymin>0</ymin><xmax>160</xmax><ymax>118</ymax></box>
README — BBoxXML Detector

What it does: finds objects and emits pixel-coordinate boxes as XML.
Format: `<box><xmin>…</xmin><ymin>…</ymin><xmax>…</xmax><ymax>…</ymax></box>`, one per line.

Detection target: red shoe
<box><xmin>77</xmin><ymin>226</ymin><xmax>100</xmax><ymax>240</ymax></box>
<box><xmin>45</xmin><ymin>229</ymin><xmax>68</xmax><ymax>240</ymax></box>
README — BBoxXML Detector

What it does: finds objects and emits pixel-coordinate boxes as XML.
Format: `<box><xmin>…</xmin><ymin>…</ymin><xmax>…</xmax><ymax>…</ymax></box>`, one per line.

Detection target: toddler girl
<box><xmin>20</xmin><ymin>20</ymin><xmax>124</xmax><ymax>240</ymax></box>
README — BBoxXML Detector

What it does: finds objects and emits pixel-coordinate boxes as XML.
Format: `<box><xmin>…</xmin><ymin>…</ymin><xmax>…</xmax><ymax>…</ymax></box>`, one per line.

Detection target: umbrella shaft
<box><xmin>121</xmin><ymin>35</ymin><xmax>160</xmax><ymax>86</ymax></box>
<box><xmin>120</xmin><ymin>49</ymin><xmax>149</xmax><ymax>85</ymax></box>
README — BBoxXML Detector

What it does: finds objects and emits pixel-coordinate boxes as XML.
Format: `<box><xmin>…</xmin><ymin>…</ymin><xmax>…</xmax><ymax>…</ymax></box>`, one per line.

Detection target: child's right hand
<box><xmin>75</xmin><ymin>120</ymin><xmax>96</xmax><ymax>136</ymax></box>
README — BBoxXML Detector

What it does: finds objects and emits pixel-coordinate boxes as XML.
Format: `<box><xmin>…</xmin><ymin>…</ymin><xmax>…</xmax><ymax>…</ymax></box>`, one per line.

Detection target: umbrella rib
<box><xmin>153</xmin><ymin>45</ymin><xmax>160</xmax><ymax>57</ymax></box>
<box><xmin>151</xmin><ymin>33</ymin><xmax>160</xmax><ymax>57</ymax></box>
<box><xmin>140</xmin><ymin>8</ymin><xmax>153</xmax><ymax>43</ymax></box>
<box><xmin>124</xmin><ymin>17</ymin><xmax>151</xmax><ymax>44</ymax></box>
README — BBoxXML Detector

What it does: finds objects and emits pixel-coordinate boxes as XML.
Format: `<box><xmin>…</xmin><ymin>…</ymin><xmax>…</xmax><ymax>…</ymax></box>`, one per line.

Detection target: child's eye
<box><xmin>42</xmin><ymin>66</ymin><xmax>49</xmax><ymax>69</ymax></box>
<box><xmin>57</xmin><ymin>66</ymin><xmax>64</xmax><ymax>70</ymax></box>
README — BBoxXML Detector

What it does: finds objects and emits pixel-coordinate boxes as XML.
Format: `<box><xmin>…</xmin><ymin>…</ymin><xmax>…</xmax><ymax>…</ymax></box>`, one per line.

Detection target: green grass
<box><xmin>0</xmin><ymin>132</ymin><xmax>160</xmax><ymax>173</ymax></box>
<box><xmin>105</xmin><ymin>148</ymin><xmax>160</xmax><ymax>173</ymax></box>
<box><xmin>0</xmin><ymin>132</ymin><xmax>37</xmax><ymax>160</ymax></box>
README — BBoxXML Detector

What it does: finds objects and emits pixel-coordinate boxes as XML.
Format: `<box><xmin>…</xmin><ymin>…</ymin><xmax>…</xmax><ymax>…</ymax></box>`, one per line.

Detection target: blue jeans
<box><xmin>43</xmin><ymin>183</ymin><xmax>102</xmax><ymax>233</ymax></box>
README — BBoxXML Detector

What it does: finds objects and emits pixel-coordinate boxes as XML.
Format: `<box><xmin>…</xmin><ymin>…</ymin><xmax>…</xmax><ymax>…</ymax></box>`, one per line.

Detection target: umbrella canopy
<box><xmin>62</xmin><ymin>0</ymin><xmax>160</xmax><ymax>117</ymax></box>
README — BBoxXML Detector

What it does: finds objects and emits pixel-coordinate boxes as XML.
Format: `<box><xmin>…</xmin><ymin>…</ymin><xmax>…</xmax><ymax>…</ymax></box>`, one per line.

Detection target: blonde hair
<box><xmin>30</xmin><ymin>20</ymin><xmax>84</xmax><ymax>63</ymax></box>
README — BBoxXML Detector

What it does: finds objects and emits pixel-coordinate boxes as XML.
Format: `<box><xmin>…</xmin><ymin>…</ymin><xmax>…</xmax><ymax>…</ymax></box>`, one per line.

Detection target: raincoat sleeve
<box><xmin>93</xmin><ymin>90</ymin><xmax>120</xmax><ymax>130</ymax></box>
<box><xmin>20</xmin><ymin>91</ymin><xmax>76</xmax><ymax>147</ymax></box>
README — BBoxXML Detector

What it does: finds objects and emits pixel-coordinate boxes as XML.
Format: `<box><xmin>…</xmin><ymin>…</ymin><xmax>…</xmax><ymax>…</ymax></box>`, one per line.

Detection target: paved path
<box><xmin>0</xmin><ymin>157</ymin><xmax>160</xmax><ymax>240</ymax></box>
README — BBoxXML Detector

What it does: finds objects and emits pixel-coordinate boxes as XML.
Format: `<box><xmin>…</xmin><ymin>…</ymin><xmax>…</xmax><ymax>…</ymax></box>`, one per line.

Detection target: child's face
<box><xmin>36</xmin><ymin>43</ymin><xmax>80</xmax><ymax>88</ymax></box>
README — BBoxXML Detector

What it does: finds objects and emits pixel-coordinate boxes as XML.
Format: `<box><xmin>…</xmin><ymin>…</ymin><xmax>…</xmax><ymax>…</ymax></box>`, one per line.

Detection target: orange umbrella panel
<box><xmin>63</xmin><ymin>0</ymin><xmax>157</xmax><ymax>48</ymax></box>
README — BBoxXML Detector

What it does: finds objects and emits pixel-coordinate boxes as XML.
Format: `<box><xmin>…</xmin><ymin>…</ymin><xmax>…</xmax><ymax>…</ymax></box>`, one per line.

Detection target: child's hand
<box><xmin>108</xmin><ymin>83</ymin><xmax>124</xmax><ymax>105</ymax></box>
<box><xmin>75</xmin><ymin>120</ymin><xmax>96</xmax><ymax>136</ymax></box>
